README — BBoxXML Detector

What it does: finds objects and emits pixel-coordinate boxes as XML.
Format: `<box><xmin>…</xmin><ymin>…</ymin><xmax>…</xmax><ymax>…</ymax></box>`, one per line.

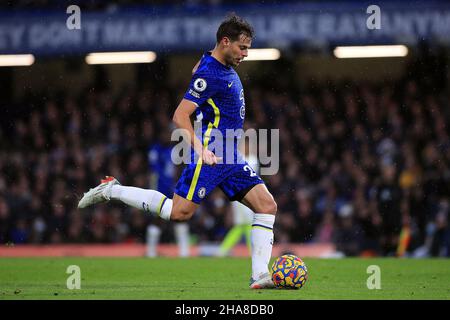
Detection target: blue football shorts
<box><xmin>175</xmin><ymin>161</ymin><xmax>264</xmax><ymax>204</ymax></box>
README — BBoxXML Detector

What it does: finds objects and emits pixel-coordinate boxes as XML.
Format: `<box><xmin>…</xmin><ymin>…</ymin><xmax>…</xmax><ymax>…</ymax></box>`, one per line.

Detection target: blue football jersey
<box><xmin>175</xmin><ymin>53</ymin><xmax>265</xmax><ymax>204</ymax></box>
<box><xmin>184</xmin><ymin>52</ymin><xmax>246</xmax><ymax>156</ymax></box>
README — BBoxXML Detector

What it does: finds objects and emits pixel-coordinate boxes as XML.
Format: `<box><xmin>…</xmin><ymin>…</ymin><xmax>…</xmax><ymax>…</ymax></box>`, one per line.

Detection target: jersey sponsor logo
<box><xmin>228</xmin><ymin>81</ymin><xmax>233</xmax><ymax>88</ymax></box>
<box><xmin>194</xmin><ymin>78</ymin><xmax>207</xmax><ymax>92</ymax></box>
<box><xmin>189</xmin><ymin>89</ymin><xmax>200</xmax><ymax>98</ymax></box>
<box><xmin>198</xmin><ymin>187</ymin><xmax>206</xmax><ymax>199</ymax></box>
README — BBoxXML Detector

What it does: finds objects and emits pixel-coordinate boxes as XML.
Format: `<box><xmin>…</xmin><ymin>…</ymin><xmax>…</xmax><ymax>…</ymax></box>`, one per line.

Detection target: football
<box><xmin>271</xmin><ymin>254</ymin><xmax>308</xmax><ymax>289</ymax></box>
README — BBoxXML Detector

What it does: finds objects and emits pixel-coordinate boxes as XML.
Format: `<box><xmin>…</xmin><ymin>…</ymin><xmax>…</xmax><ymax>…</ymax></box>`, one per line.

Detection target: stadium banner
<box><xmin>0</xmin><ymin>1</ymin><xmax>450</xmax><ymax>55</ymax></box>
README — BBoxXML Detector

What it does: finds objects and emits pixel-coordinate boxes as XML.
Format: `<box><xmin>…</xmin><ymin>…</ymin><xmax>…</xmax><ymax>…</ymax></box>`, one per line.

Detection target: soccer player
<box><xmin>78</xmin><ymin>14</ymin><xmax>278</xmax><ymax>289</ymax></box>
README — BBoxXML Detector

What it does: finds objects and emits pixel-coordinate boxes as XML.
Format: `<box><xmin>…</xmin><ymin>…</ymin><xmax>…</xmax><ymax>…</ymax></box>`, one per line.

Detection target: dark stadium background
<box><xmin>0</xmin><ymin>0</ymin><xmax>449</xmax><ymax>258</ymax></box>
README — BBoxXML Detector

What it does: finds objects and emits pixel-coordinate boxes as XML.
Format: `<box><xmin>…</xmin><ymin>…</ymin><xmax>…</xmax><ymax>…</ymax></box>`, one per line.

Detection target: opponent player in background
<box><xmin>218</xmin><ymin>138</ymin><xmax>258</xmax><ymax>257</ymax></box>
<box><xmin>78</xmin><ymin>14</ymin><xmax>278</xmax><ymax>289</ymax></box>
<box><xmin>146</xmin><ymin>127</ymin><xmax>190</xmax><ymax>258</ymax></box>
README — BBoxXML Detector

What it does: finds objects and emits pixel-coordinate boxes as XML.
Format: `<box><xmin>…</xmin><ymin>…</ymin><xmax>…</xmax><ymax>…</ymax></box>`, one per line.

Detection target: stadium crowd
<box><xmin>0</xmin><ymin>47</ymin><xmax>449</xmax><ymax>257</ymax></box>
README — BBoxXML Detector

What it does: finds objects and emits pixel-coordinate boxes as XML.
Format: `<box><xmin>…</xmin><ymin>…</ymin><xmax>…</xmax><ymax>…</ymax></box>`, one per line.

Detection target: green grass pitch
<box><xmin>0</xmin><ymin>257</ymin><xmax>449</xmax><ymax>300</ymax></box>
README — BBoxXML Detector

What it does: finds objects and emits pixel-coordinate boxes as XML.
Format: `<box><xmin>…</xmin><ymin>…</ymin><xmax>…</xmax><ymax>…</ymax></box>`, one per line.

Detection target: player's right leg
<box><xmin>77</xmin><ymin>176</ymin><xmax>198</xmax><ymax>221</ymax></box>
<box><xmin>77</xmin><ymin>176</ymin><xmax>121</xmax><ymax>209</ymax></box>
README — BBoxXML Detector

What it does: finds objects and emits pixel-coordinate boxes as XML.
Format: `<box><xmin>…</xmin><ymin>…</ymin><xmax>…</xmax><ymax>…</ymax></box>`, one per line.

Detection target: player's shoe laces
<box><xmin>249</xmin><ymin>272</ymin><xmax>275</xmax><ymax>289</ymax></box>
<box><xmin>77</xmin><ymin>176</ymin><xmax>120</xmax><ymax>209</ymax></box>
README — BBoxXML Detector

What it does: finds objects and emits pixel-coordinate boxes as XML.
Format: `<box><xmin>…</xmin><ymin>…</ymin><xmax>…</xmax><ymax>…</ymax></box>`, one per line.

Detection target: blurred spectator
<box><xmin>370</xmin><ymin>164</ymin><xmax>403</xmax><ymax>256</ymax></box>
<box><xmin>333</xmin><ymin>205</ymin><xmax>364</xmax><ymax>257</ymax></box>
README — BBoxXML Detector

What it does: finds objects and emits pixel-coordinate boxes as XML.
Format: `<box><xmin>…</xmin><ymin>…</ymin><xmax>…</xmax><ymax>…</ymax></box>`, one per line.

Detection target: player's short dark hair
<box><xmin>216</xmin><ymin>14</ymin><xmax>254</xmax><ymax>43</ymax></box>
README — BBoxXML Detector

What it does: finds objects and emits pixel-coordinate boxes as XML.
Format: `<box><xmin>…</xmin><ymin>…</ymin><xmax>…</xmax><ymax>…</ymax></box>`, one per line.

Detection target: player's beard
<box><xmin>225</xmin><ymin>52</ymin><xmax>241</xmax><ymax>67</ymax></box>
<box><xmin>229</xmin><ymin>57</ymin><xmax>241</xmax><ymax>67</ymax></box>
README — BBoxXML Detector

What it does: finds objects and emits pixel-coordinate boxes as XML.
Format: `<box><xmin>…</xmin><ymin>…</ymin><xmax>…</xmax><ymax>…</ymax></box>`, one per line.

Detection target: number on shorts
<box><xmin>244</xmin><ymin>165</ymin><xmax>256</xmax><ymax>177</ymax></box>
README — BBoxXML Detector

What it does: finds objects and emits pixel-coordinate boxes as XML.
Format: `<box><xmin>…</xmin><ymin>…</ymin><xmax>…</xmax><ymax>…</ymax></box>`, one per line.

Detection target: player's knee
<box><xmin>260</xmin><ymin>198</ymin><xmax>277</xmax><ymax>215</ymax></box>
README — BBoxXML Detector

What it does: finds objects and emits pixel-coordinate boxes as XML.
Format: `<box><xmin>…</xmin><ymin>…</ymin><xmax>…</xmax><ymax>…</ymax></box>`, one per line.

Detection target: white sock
<box><xmin>146</xmin><ymin>225</ymin><xmax>161</xmax><ymax>257</ymax></box>
<box><xmin>251</xmin><ymin>213</ymin><xmax>275</xmax><ymax>279</ymax></box>
<box><xmin>111</xmin><ymin>186</ymin><xmax>172</xmax><ymax>220</ymax></box>
<box><xmin>174</xmin><ymin>223</ymin><xmax>190</xmax><ymax>257</ymax></box>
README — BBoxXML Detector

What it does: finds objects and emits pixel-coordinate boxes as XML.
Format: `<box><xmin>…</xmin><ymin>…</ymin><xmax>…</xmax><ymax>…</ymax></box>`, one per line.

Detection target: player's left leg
<box><xmin>240</xmin><ymin>184</ymin><xmax>277</xmax><ymax>289</ymax></box>
<box><xmin>219</xmin><ymin>165</ymin><xmax>277</xmax><ymax>289</ymax></box>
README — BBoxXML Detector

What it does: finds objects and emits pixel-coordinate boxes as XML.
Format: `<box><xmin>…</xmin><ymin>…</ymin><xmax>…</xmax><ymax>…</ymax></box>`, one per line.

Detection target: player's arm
<box><xmin>172</xmin><ymin>99</ymin><xmax>219</xmax><ymax>166</ymax></box>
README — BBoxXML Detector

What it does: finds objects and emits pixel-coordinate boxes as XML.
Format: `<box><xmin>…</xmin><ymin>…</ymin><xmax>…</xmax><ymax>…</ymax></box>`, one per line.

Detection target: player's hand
<box><xmin>202</xmin><ymin>149</ymin><xmax>222</xmax><ymax>166</ymax></box>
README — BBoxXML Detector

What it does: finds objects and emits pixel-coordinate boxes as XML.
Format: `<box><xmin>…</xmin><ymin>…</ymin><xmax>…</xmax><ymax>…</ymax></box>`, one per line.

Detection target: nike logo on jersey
<box><xmin>228</xmin><ymin>81</ymin><xmax>233</xmax><ymax>88</ymax></box>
